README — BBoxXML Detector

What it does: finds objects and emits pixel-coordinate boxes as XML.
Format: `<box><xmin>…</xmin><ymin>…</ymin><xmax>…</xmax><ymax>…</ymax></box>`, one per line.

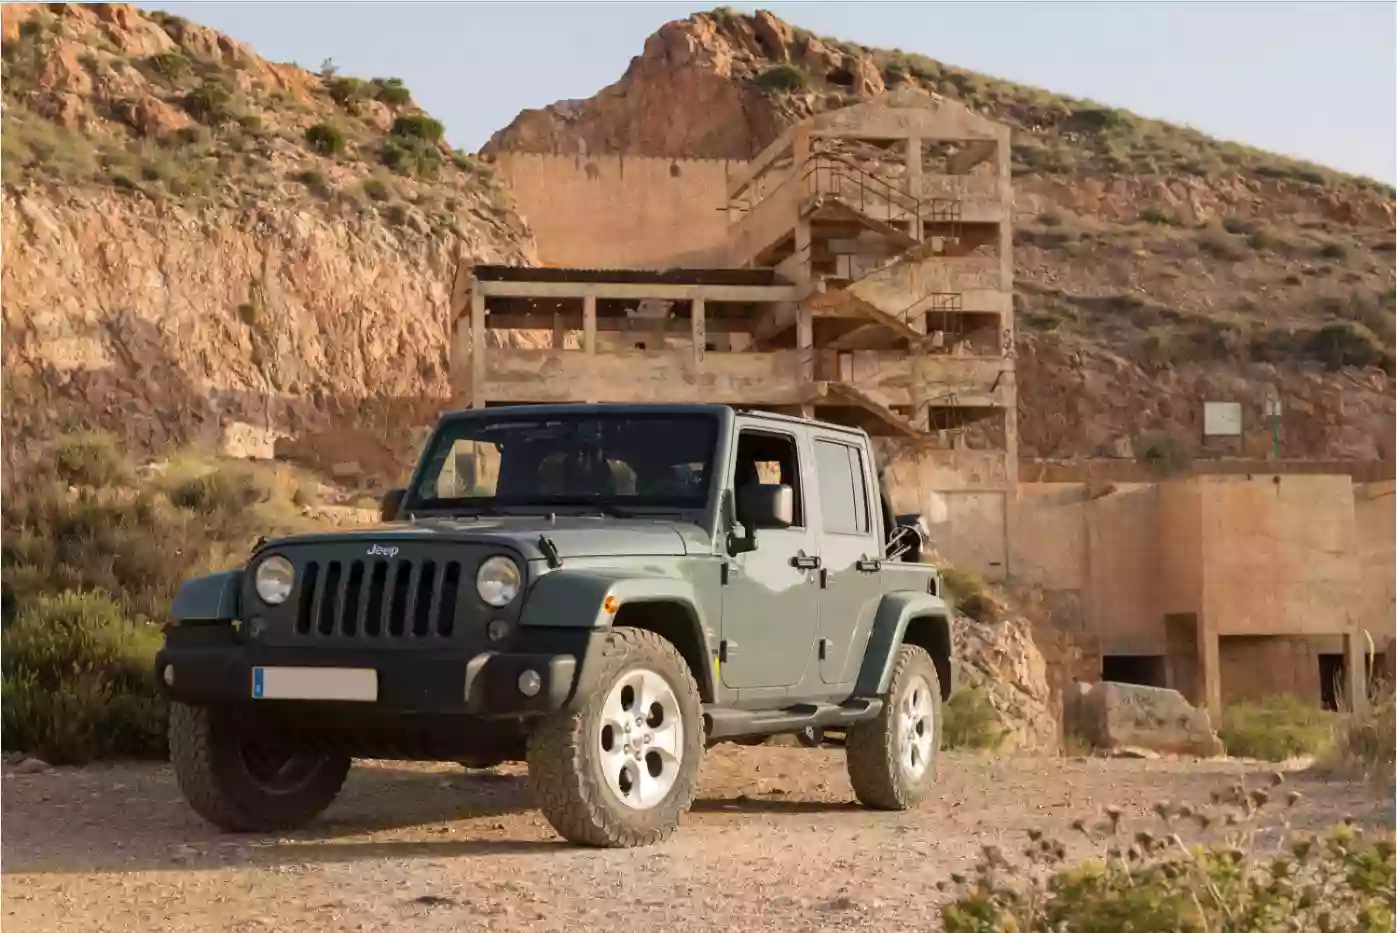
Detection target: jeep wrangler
<box><xmin>157</xmin><ymin>404</ymin><xmax>953</xmax><ymax>848</ymax></box>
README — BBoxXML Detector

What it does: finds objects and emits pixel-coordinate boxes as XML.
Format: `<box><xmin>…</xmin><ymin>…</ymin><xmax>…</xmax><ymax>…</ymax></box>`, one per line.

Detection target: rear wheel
<box><xmin>844</xmin><ymin>645</ymin><xmax>941</xmax><ymax>810</ymax></box>
<box><xmin>527</xmin><ymin>629</ymin><xmax>703</xmax><ymax>847</ymax></box>
<box><xmin>169</xmin><ymin>703</ymin><xmax>351</xmax><ymax>832</ymax></box>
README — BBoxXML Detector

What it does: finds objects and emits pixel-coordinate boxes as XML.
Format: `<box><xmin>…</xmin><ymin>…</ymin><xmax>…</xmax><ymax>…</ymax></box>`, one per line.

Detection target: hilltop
<box><xmin>487</xmin><ymin>8</ymin><xmax>1397</xmax><ymax>463</ymax></box>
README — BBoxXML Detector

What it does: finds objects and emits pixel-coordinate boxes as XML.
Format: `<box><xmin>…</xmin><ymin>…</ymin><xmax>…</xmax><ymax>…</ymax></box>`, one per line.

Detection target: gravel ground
<box><xmin>3</xmin><ymin>746</ymin><xmax>1390</xmax><ymax>933</ymax></box>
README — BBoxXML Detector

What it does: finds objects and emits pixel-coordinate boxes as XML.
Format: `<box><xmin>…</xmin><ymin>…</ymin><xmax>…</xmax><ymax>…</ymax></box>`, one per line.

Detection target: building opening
<box><xmin>1101</xmin><ymin>655</ymin><xmax>1167</xmax><ymax>688</ymax></box>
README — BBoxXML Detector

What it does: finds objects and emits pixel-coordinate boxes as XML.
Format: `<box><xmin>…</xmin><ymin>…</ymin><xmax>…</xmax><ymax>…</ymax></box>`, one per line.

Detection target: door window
<box><xmin>813</xmin><ymin>439</ymin><xmax>871</xmax><ymax>536</ymax></box>
<box><xmin>733</xmin><ymin>430</ymin><xmax>805</xmax><ymax>527</ymax></box>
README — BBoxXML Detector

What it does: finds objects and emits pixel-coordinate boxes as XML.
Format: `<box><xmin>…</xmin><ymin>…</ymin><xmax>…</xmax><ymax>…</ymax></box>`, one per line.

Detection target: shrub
<box><xmin>145</xmin><ymin>50</ymin><xmax>191</xmax><ymax>80</ymax></box>
<box><xmin>940</xmin><ymin>780</ymin><xmax>1395</xmax><ymax>933</ymax></box>
<box><xmin>1220</xmin><ymin>695</ymin><xmax>1337</xmax><ymax>761</ymax></box>
<box><xmin>53</xmin><ymin>432</ymin><xmax>135</xmax><ymax>487</ymax></box>
<box><xmin>1321</xmin><ymin>687</ymin><xmax>1396</xmax><ymax>783</ymax></box>
<box><xmin>380</xmin><ymin>136</ymin><xmax>441</xmax><ymax>178</ymax></box>
<box><xmin>361</xmin><ymin>176</ymin><xmax>391</xmax><ymax>201</ymax></box>
<box><xmin>1197</xmin><ymin>227</ymin><xmax>1246</xmax><ymax>261</ymax></box>
<box><xmin>1134</xmin><ymin>432</ymin><xmax>1190</xmax><ymax>473</ymax></box>
<box><xmin>371</xmin><ymin>76</ymin><xmax>411</xmax><ymax>107</ymax></box>
<box><xmin>1</xmin><ymin>590</ymin><xmax>166</xmax><ymax>764</ymax></box>
<box><xmin>1304</xmin><ymin>323</ymin><xmax>1392</xmax><ymax>372</ymax></box>
<box><xmin>182</xmin><ymin>79</ymin><xmax>235</xmax><ymax>125</ymax></box>
<box><xmin>939</xmin><ymin>565</ymin><xmax>999</xmax><ymax>622</ymax></box>
<box><xmin>292</xmin><ymin>168</ymin><xmax>330</xmax><ymax>196</ymax></box>
<box><xmin>1222</xmin><ymin>216</ymin><xmax>1259</xmax><ymax>235</ymax></box>
<box><xmin>1139</xmin><ymin>207</ymin><xmax>1178</xmax><ymax>226</ymax></box>
<box><xmin>755</xmin><ymin>63</ymin><xmax>807</xmax><ymax>93</ymax></box>
<box><xmin>1316</xmin><ymin>240</ymin><xmax>1350</xmax><ymax>261</ymax></box>
<box><xmin>326</xmin><ymin>75</ymin><xmax>368</xmax><ymax>106</ymax></box>
<box><xmin>942</xmin><ymin>685</ymin><xmax>1009</xmax><ymax>752</ymax></box>
<box><xmin>390</xmin><ymin>113</ymin><xmax>444</xmax><ymax>143</ymax></box>
<box><xmin>303</xmin><ymin>121</ymin><xmax>345</xmax><ymax>156</ymax></box>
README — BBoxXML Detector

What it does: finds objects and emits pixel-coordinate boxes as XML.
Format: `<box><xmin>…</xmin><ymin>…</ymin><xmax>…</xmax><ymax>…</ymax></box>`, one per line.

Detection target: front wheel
<box><xmin>526</xmin><ymin>629</ymin><xmax>704</xmax><ymax>847</ymax></box>
<box><xmin>844</xmin><ymin>645</ymin><xmax>942</xmax><ymax>810</ymax></box>
<box><xmin>169</xmin><ymin>703</ymin><xmax>351</xmax><ymax>832</ymax></box>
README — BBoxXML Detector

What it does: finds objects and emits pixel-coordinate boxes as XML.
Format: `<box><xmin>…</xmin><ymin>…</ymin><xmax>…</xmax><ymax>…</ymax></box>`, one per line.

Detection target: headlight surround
<box><xmin>254</xmin><ymin>555</ymin><xmax>295</xmax><ymax>605</ymax></box>
<box><xmin>476</xmin><ymin>555</ymin><xmax>521</xmax><ymax>607</ymax></box>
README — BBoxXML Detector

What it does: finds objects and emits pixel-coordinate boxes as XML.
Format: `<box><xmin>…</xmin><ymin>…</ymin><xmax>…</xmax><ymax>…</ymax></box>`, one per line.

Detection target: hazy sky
<box><xmin>144</xmin><ymin>1</ymin><xmax>1396</xmax><ymax>183</ymax></box>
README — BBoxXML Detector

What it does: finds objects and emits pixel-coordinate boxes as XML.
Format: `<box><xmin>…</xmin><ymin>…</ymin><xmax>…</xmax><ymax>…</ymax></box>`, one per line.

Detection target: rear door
<box><xmin>810</xmin><ymin>433</ymin><xmax>884</xmax><ymax>685</ymax></box>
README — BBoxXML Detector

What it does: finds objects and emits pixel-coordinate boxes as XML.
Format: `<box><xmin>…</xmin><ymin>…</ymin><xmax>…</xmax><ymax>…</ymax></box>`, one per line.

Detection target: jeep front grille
<box><xmin>294</xmin><ymin>558</ymin><xmax>463</xmax><ymax>639</ymax></box>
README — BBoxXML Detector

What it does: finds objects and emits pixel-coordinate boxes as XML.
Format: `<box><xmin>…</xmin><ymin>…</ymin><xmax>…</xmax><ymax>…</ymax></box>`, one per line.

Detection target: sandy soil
<box><xmin>3</xmin><ymin>746</ymin><xmax>1390</xmax><ymax>933</ymax></box>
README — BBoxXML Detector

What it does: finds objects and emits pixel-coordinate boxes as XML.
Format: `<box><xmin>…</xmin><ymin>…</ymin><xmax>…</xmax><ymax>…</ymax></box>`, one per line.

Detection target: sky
<box><xmin>143</xmin><ymin>1</ymin><xmax>1396</xmax><ymax>183</ymax></box>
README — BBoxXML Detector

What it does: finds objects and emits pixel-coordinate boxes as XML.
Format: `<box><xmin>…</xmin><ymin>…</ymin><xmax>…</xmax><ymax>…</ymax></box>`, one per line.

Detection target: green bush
<box><xmin>371</xmin><ymin>76</ymin><xmax>411</xmax><ymax>107</ymax></box>
<box><xmin>1304</xmin><ymin>323</ymin><xmax>1392</xmax><ymax>373</ymax></box>
<box><xmin>145</xmin><ymin>51</ymin><xmax>191</xmax><ymax>80</ymax></box>
<box><xmin>1135</xmin><ymin>431</ymin><xmax>1190</xmax><ymax>473</ymax></box>
<box><xmin>53</xmin><ymin>432</ymin><xmax>135</xmax><ymax>487</ymax></box>
<box><xmin>380</xmin><ymin>136</ymin><xmax>441</xmax><ymax>178</ymax></box>
<box><xmin>182</xmin><ymin>79</ymin><xmax>236</xmax><ymax>125</ymax></box>
<box><xmin>1321</xmin><ymin>687</ymin><xmax>1396</xmax><ymax>783</ymax></box>
<box><xmin>942</xmin><ymin>685</ymin><xmax>1009</xmax><ymax>752</ymax></box>
<box><xmin>1220</xmin><ymin>695</ymin><xmax>1338</xmax><ymax>761</ymax></box>
<box><xmin>390</xmin><ymin>113</ymin><xmax>444</xmax><ymax>143</ymax></box>
<box><xmin>1</xmin><ymin>590</ymin><xmax>166</xmax><ymax>764</ymax></box>
<box><xmin>755</xmin><ymin>63</ymin><xmax>807</xmax><ymax>93</ymax></box>
<box><xmin>1139</xmin><ymin>207</ymin><xmax>1179</xmax><ymax>226</ymax></box>
<box><xmin>939</xmin><ymin>565</ymin><xmax>993</xmax><ymax>622</ymax></box>
<box><xmin>1316</xmin><ymin>240</ymin><xmax>1350</xmax><ymax>261</ymax></box>
<box><xmin>361</xmin><ymin>176</ymin><xmax>391</xmax><ymax>201</ymax></box>
<box><xmin>326</xmin><ymin>75</ymin><xmax>368</xmax><ymax>106</ymax></box>
<box><xmin>304</xmin><ymin>121</ymin><xmax>345</xmax><ymax>156</ymax></box>
<box><xmin>940</xmin><ymin>778</ymin><xmax>1395</xmax><ymax>933</ymax></box>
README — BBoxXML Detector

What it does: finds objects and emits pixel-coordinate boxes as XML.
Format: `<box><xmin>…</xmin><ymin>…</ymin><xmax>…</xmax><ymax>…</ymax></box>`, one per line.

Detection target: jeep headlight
<box><xmin>476</xmin><ymin>556</ymin><xmax>521</xmax><ymax>607</ymax></box>
<box><xmin>254</xmin><ymin>555</ymin><xmax>295</xmax><ymax>605</ymax></box>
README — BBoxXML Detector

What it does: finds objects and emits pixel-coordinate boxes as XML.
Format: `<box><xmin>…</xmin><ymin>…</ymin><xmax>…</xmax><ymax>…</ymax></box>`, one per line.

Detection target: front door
<box><xmin>811</xmin><ymin>434</ymin><xmax>884</xmax><ymax>685</ymax></box>
<box><xmin>719</xmin><ymin>425</ymin><xmax>819</xmax><ymax>690</ymax></box>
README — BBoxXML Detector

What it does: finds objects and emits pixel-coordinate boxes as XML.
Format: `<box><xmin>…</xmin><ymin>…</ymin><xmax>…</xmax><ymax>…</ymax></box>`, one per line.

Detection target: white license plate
<box><xmin>251</xmin><ymin>667</ymin><xmax>378</xmax><ymax>702</ymax></box>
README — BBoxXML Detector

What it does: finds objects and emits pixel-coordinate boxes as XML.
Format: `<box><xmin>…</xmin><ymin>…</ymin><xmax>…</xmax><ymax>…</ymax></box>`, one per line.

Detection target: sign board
<box><xmin>1202</xmin><ymin>401</ymin><xmax>1243</xmax><ymax>437</ymax></box>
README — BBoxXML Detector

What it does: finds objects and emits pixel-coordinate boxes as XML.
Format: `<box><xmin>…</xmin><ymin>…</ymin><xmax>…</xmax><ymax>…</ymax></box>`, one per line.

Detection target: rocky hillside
<box><xmin>487</xmin><ymin>8</ymin><xmax>1397</xmax><ymax>463</ymax></box>
<box><xmin>1</xmin><ymin>3</ymin><xmax>534</xmax><ymax>481</ymax></box>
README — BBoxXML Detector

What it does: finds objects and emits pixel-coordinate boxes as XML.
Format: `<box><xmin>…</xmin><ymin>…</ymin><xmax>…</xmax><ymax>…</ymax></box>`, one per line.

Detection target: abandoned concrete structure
<box><xmin>456</xmin><ymin>90</ymin><xmax>1017</xmax><ymax>527</ymax></box>
<box><xmin>459</xmin><ymin>90</ymin><xmax>1390</xmax><ymax>715</ymax></box>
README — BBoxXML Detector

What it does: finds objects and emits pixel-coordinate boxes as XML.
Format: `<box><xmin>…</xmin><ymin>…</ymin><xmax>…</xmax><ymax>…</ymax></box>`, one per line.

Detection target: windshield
<box><xmin>407</xmin><ymin>412</ymin><xmax>719</xmax><ymax>513</ymax></box>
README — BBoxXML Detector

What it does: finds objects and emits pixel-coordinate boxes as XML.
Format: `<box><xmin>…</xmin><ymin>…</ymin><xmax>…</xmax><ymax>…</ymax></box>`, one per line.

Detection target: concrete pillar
<box><xmin>582</xmin><ymin>294</ymin><xmax>596</xmax><ymax>355</ymax></box>
<box><xmin>1200</xmin><ymin>623</ymin><xmax>1222</xmax><ymax>720</ymax></box>
<box><xmin>551</xmin><ymin>310</ymin><xmax>566</xmax><ymax>349</ymax></box>
<box><xmin>1344</xmin><ymin>631</ymin><xmax>1369</xmax><ymax>712</ymax></box>
<box><xmin>692</xmin><ymin>298</ymin><xmax>706</xmax><ymax>365</ymax></box>
<box><xmin>906</xmin><ymin>136</ymin><xmax>923</xmax><ymax>242</ymax></box>
<box><xmin>469</xmin><ymin>289</ymin><xmax>486</xmax><ymax>410</ymax></box>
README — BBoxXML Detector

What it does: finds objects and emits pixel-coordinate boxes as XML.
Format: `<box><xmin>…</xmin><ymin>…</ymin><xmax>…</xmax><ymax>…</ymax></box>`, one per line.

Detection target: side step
<box><xmin>703</xmin><ymin>698</ymin><xmax>882</xmax><ymax>741</ymax></box>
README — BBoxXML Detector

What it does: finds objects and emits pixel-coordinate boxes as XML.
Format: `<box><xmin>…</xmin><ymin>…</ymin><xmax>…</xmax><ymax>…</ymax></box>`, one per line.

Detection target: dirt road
<box><xmin>4</xmin><ymin>746</ymin><xmax>1390</xmax><ymax>933</ymax></box>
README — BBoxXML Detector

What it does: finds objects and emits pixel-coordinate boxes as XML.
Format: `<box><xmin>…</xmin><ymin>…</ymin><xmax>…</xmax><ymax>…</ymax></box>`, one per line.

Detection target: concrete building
<box><xmin>459</xmin><ymin>90</ymin><xmax>1392</xmax><ymax>715</ymax></box>
<box><xmin>456</xmin><ymin>91</ymin><xmax>1017</xmax><ymax>572</ymax></box>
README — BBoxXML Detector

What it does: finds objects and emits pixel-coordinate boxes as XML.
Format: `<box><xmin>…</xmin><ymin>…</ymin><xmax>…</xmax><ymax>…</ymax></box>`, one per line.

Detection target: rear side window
<box><xmin>813</xmin><ymin>439</ymin><xmax>870</xmax><ymax>536</ymax></box>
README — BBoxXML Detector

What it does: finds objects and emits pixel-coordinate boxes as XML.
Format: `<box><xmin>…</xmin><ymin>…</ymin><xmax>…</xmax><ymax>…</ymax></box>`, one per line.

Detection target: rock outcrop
<box><xmin>954</xmin><ymin>613</ymin><xmax>1060</xmax><ymax>754</ymax></box>
<box><xmin>1</xmin><ymin>3</ymin><xmax>535</xmax><ymax>483</ymax></box>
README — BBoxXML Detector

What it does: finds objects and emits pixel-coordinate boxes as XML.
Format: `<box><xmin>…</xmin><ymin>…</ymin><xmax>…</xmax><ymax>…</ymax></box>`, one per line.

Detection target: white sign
<box><xmin>1202</xmin><ymin>401</ymin><xmax>1243</xmax><ymax>437</ymax></box>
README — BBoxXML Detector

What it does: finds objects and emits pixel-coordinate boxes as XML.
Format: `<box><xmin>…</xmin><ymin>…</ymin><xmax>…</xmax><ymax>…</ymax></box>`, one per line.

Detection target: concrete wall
<box><xmin>1356</xmin><ymin>481</ymin><xmax>1396</xmax><ymax>653</ymax></box>
<box><xmin>1197</xmin><ymin>475</ymin><xmax>1360</xmax><ymax>637</ymax></box>
<box><xmin>492</xmin><ymin>153</ymin><xmax>742</xmax><ymax>270</ymax></box>
<box><xmin>1218</xmin><ymin>635</ymin><xmax>1325</xmax><ymax>706</ymax></box>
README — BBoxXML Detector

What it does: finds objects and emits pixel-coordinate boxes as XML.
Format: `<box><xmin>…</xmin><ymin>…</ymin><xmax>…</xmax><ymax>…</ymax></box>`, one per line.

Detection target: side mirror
<box><xmin>380</xmin><ymin>488</ymin><xmax>407</xmax><ymax>523</ymax></box>
<box><xmin>736</xmin><ymin>483</ymin><xmax>793</xmax><ymax>530</ymax></box>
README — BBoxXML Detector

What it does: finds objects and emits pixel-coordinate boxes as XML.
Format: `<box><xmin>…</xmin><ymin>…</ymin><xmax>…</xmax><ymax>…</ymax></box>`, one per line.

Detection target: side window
<box><xmin>813</xmin><ymin>439</ymin><xmax>871</xmax><ymax>536</ymax></box>
<box><xmin>733</xmin><ymin>430</ymin><xmax>805</xmax><ymax>527</ymax></box>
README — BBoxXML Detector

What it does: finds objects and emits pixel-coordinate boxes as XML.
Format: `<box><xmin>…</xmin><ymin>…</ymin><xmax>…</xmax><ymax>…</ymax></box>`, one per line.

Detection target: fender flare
<box><xmin>519</xmin><ymin>568</ymin><xmax>717</xmax><ymax>703</ymax></box>
<box><xmin>171</xmin><ymin>571</ymin><xmax>242</xmax><ymax>622</ymax></box>
<box><xmin>853</xmin><ymin>591</ymin><xmax>955</xmax><ymax>699</ymax></box>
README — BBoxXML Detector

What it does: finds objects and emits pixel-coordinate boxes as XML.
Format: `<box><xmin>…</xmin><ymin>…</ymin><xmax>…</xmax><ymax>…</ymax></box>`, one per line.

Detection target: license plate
<box><xmin>251</xmin><ymin>667</ymin><xmax>378</xmax><ymax>702</ymax></box>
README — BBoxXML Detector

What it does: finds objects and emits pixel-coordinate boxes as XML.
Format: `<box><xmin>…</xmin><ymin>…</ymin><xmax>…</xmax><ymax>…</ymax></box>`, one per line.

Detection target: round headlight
<box><xmin>254</xmin><ymin>555</ymin><xmax>295</xmax><ymax>605</ymax></box>
<box><xmin>476</xmin><ymin>556</ymin><xmax>521</xmax><ymax>607</ymax></box>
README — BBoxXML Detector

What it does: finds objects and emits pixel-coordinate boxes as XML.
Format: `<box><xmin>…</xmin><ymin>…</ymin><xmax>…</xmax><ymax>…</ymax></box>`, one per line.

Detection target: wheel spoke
<box><xmin>595</xmin><ymin>666</ymin><xmax>685</xmax><ymax>811</ymax></box>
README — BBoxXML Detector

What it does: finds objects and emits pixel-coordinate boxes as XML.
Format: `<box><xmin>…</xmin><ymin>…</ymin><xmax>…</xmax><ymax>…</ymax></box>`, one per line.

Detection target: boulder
<box><xmin>1066</xmin><ymin>681</ymin><xmax>1224</xmax><ymax>758</ymax></box>
<box><xmin>953</xmin><ymin>613</ymin><xmax>1059</xmax><ymax>754</ymax></box>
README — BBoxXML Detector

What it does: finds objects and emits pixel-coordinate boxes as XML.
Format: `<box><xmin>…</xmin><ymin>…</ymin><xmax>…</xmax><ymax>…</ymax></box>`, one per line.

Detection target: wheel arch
<box><xmin>854</xmin><ymin>592</ymin><xmax>955</xmax><ymax>700</ymax></box>
<box><xmin>611</xmin><ymin>599</ymin><xmax>717</xmax><ymax>704</ymax></box>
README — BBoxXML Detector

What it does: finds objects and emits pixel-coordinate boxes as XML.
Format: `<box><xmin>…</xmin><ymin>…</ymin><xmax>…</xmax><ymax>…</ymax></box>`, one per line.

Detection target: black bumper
<box><xmin>156</xmin><ymin>630</ymin><xmax>587</xmax><ymax>718</ymax></box>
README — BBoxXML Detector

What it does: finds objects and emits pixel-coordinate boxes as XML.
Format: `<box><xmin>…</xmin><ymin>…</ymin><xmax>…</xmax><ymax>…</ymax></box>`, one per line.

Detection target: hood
<box><xmin>262</xmin><ymin>516</ymin><xmax>708</xmax><ymax>561</ymax></box>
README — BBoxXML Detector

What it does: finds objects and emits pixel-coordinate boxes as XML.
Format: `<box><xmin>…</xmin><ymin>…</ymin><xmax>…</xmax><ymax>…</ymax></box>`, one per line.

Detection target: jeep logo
<box><xmin>366</xmin><ymin>544</ymin><xmax>400</xmax><ymax>558</ymax></box>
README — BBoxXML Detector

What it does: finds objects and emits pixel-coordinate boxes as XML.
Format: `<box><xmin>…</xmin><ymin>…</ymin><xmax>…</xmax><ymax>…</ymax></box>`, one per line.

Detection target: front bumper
<box><xmin>156</xmin><ymin>629</ymin><xmax>585</xmax><ymax>717</ymax></box>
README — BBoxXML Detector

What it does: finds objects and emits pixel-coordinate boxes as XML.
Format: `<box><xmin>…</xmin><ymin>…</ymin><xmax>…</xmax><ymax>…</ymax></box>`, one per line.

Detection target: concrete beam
<box><xmin>476</xmin><ymin>279</ymin><xmax>801</xmax><ymax>303</ymax></box>
<box><xmin>482</xmin><ymin>312</ymin><xmax>755</xmax><ymax>335</ymax></box>
<box><xmin>946</xmin><ymin>139</ymin><xmax>997</xmax><ymax>175</ymax></box>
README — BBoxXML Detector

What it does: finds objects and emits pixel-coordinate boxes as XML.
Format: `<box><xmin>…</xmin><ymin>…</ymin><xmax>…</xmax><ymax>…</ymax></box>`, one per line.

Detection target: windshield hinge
<box><xmin>538</xmin><ymin>534</ymin><xmax>562</xmax><ymax>569</ymax></box>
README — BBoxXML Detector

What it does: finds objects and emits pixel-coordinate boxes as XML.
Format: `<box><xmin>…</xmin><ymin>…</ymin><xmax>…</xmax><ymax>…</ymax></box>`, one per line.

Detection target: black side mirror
<box><xmin>380</xmin><ymin>488</ymin><xmax>407</xmax><ymax>523</ymax></box>
<box><xmin>736</xmin><ymin>483</ymin><xmax>794</xmax><ymax>530</ymax></box>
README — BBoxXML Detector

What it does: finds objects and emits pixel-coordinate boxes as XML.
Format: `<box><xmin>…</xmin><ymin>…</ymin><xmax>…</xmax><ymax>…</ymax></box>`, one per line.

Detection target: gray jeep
<box><xmin>157</xmin><ymin>404</ymin><xmax>953</xmax><ymax>848</ymax></box>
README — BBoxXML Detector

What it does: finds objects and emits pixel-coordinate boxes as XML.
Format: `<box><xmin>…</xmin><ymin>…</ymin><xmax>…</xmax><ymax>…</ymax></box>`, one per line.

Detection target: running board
<box><xmin>703</xmin><ymin>698</ymin><xmax>883</xmax><ymax>740</ymax></box>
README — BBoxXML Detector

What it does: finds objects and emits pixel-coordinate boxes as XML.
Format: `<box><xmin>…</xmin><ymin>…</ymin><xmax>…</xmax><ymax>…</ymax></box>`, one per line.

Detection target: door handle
<box><xmin>791</xmin><ymin>553</ymin><xmax>821</xmax><ymax>570</ymax></box>
<box><xmin>856</xmin><ymin>557</ymin><xmax>882</xmax><ymax>573</ymax></box>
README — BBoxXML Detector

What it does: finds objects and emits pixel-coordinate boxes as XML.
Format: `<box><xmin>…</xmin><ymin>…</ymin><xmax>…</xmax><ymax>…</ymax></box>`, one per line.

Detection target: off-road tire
<box><xmin>169</xmin><ymin>702</ymin><xmax>352</xmax><ymax>833</ymax></box>
<box><xmin>845</xmin><ymin>644</ymin><xmax>942</xmax><ymax>811</ymax></box>
<box><xmin>526</xmin><ymin>628</ymin><xmax>704</xmax><ymax>848</ymax></box>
